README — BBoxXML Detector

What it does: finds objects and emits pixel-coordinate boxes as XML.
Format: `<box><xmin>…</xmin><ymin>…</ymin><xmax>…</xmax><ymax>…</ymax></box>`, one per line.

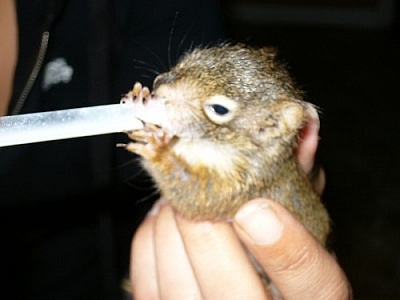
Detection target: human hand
<box><xmin>296</xmin><ymin>107</ymin><xmax>326</xmax><ymax>195</ymax></box>
<box><xmin>129</xmin><ymin>113</ymin><xmax>351</xmax><ymax>299</ymax></box>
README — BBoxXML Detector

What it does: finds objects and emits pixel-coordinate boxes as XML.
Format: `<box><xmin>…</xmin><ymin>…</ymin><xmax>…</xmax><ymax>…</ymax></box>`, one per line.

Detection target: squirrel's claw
<box><xmin>124</xmin><ymin>123</ymin><xmax>174</xmax><ymax>160</ymax></box>
<box><xmin>120</xmin><ymin>82</ymin><xmax>151</xmax><ymax>104</ymax></box>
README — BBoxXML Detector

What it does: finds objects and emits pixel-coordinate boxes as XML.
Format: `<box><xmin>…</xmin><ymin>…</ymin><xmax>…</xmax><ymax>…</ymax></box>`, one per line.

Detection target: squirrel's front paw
<box><xmin>122</xmin><ymin>123</ymin><xmax>174</xmax><ymax>160</ymax></box>
<box><xmin>121</xmin><ymin>82</ymin><xmax>151</xmax><ymax>104</ymax></box>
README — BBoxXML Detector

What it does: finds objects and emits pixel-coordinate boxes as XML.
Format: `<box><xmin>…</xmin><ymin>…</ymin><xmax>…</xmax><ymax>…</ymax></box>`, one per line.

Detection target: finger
<box><xmin>234</xmin><ymin>199</ymin><xmax>351</xmax><ymax>300</ymax></box>
<box><xmin>175</xmin><ymin>213</ymin><xmax>269</xmax><ymax>300</ymax></box>
<box><xmin>153</xmin><ymin>205</ymin><xmax>202</xmax><ymax>299</ymax></box>
<box><xmin>296</xmin><ymin>110</ymin><xmax>326</xmax><ymax>194</ymax></box>
<box><xmin>130</xmin><ymin>213</ymin><xmax>159</xmax><ymax>299</ymax></box>
<box><xmin>297</xmin><ymin>108</ymin><xmax>320</xmax><ymax>174</ymax></box>
<box><xmin>309</xmin><ymin>164</ymin><xmax>326</xmax><ymax>195</ymax></box>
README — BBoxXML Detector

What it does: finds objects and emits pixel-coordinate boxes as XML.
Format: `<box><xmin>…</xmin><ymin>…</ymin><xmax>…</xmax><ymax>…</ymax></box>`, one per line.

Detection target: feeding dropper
<box><xmin>0</xmin><ymin>100</ymin><xmax>166</xmax><ymax>147</ymax></box>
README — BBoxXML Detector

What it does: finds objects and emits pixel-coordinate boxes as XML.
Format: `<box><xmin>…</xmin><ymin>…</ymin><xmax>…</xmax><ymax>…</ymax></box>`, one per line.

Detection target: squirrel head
<box><xmin>151</xmin><ymin>43</ymin><xmax>316</xmax><ymax>161</ymax></box>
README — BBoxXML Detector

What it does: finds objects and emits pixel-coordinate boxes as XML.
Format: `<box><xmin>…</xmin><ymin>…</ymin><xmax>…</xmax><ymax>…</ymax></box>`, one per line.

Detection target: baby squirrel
<box><xmin>121</xmin><ymin>43</ymin><xmax>330</xmax><ymax>246</ymax></box>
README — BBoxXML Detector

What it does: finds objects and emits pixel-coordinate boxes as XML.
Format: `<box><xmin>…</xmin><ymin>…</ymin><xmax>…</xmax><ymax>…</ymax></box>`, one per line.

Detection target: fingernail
<box><xmin>235</xmin><ymin>201</ymin><xmax>284</xmax><ymax>245</ymax></box>
<box><xmin>309</xmin><ymin>117</ymin><xmax>320</xmax><ymax>135</ymax></box>
<box><xmin>146</xmin><ymin>197</ymin><xmax>168</xmax><ymax>216</ymax></box>
<box><xmin>306</xmin><ymin>105</ymin><xmax>320</xmax><ymax>127</ymax></box>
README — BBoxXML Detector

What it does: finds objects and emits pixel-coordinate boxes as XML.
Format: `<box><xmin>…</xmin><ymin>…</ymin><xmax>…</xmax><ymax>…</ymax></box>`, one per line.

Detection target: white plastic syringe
<box><xmin>0</xmin><ymin>103</ymin><xmax>150</xmax><ymax>147</ymax></box>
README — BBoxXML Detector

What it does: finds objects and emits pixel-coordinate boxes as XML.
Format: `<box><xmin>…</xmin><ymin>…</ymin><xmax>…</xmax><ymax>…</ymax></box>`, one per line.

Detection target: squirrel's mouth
<box><xmin>120</xmin><ymin>82</ymin><xmax>173</xmax><ymax>132</ymax></box>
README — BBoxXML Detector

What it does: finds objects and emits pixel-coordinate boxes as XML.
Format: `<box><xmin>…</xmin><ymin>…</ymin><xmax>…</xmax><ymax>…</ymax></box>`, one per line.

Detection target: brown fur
<box><xmin>123</xmin><ymin>43</ymin><xmax>330</xmax><ymax>245</ymax></box>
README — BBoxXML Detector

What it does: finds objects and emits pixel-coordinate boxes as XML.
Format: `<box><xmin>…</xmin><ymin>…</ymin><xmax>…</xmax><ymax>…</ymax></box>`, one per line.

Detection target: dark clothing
<box><xmin>1</xmin><ymin>0</ymin><xmax>224</xmax><ymax>298</ymax></box>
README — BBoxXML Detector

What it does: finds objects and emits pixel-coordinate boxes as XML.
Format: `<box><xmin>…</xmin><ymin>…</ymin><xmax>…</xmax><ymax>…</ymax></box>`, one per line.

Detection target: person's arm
<box><xmin>0</xmin><ymin>0</ymin><xmax>18</xmax><ymax>116</ymax></box>
<box><xmin>130</xmin><ymin>111</ymin><xmax>351</xmax><ymax>299</ymax></box>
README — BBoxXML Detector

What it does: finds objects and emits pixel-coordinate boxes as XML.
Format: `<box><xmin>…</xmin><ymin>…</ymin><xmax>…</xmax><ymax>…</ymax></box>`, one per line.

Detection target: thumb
<box><xmin>233</xmin><ymin>198</ymin><xmax>351</xmax><ymax>300</ymax></box>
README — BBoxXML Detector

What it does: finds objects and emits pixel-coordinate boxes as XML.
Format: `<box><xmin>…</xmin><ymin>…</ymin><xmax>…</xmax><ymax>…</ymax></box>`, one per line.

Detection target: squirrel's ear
<box><xmin>256</xmin><ymin>101</ymin><xmax>306</xmax><ymax>144</ymax></box>
<box><xmin>261</xmin><ymin>46</ymin><xmax>279</xmax><ymax>58</ymax></box>
<box><xmin>279</xmin><ymin>101</ymin><xmax>305</xmax><ymax>135</ymax></box>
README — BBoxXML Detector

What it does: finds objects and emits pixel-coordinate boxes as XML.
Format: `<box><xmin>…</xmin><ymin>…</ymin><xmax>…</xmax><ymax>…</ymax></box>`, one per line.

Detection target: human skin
<box><xmin>0</xmin><ymin>0</ymin><xmax>18</xmax><ymax>116</ymax></box>
<box><xmin>130</xmin><ymin>115</ymin><xmax>351</xmax><ymax>300</ymax></box>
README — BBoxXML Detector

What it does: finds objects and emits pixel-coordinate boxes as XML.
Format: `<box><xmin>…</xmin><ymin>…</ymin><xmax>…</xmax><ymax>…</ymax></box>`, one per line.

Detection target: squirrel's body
<box><xmin>122</xmin><ymin>43</ymin><xmax>330</xmax><ymax>245</ymax></box>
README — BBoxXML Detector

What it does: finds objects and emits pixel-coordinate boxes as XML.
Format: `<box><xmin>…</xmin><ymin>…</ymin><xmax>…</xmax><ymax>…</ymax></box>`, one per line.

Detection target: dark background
<box><xmin>221</xmin><ymin>0</ymin><xmax>400</xmax><ymax>299</ymax></box>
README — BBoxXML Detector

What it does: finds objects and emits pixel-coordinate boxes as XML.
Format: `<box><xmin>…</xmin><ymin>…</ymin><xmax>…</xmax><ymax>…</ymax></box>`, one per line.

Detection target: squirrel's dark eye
<box><xmin>210</xmin><ymin>104</ymin><xmax>229</xmax><ymax>115</ymax></box>
<box><xmin>204</xmin><ymin>95</ymin><xmax>237</xmax><ymax>124</ymax></box>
